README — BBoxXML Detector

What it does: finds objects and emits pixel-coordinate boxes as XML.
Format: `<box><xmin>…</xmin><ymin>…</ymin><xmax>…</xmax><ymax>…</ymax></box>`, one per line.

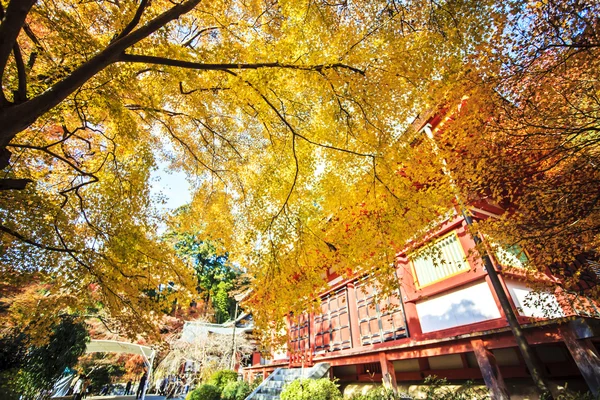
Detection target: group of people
<box><xmin>68</xmin><ymin>374</ymin><xmax>89</xmax><ymax>400</ymax></box>
<box><xmin>67</xmin><ymin>371</ymin><xmax>147</xmax><ymax>399</ymax></box>
<box><xmin>158</xmin><ymin>374</ymin><xmax>190</xmax><ymax>399</ymax></box>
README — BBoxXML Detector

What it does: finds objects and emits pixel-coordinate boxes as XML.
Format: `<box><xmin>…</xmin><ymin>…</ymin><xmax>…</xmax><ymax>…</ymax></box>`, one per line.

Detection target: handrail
<box><xmin>245</xmin><ymin>367</ymin><xmax>281</xmax><ymax>400</ymax></box>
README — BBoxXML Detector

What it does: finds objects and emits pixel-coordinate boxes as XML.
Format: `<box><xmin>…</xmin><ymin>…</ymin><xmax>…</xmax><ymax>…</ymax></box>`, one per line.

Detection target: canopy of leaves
<box><xmin>1</xmin><ymin>0</ymin><xmax>597</xmax><ymax>344</ymax></box>
<box><xmin>438</xmin><ymin>0</ymin><xmax>600</xmax><ymax>297</ymax></box>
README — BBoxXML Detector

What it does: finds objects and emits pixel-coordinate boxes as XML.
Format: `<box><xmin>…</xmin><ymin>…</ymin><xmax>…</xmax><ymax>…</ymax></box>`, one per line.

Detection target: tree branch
<box><xmin>118</xmin><ymin>53</ymin><xmax>365</xmax><ymax>75</ymax></box>
<box><xmin>0</xmin><ymin>0</ymin><xmax>202</xmax><ymax>148</ymax></box>
<box><xmin>183</xmin><ymin>26</ymin><xmax>220</xmax><ymax>48</ymax></box>
<box><xmin>12</xmin><ymin>41</ymin><xmax>27</xmax><ymax>102</ymax></box>
<box><xmin>113</xmin><ymin>0</ymin><xmax>150</xmax><ymax>42</ymax></box>
<box><xmin>242</xmin><ymin>82</ymin><xmax>299</xmax><ymax>228</ymax></box>
<box><xmin>0</xmin><ymin>178</ymin><xmax>32</xmax><ymax>190</ymax></box>
<box><xmin>0</xmin><ymin>224</ymin><xmax>77</xmax><ymax>253</ymax></box>
<box><xmin>0</xmin><ymin>0</ymin><xmax>36</xmax><ymax>106</ymax></box>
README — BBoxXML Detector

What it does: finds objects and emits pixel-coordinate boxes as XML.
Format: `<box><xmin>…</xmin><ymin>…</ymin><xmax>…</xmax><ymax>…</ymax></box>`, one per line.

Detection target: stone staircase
<box><xmin>245</xmin><ymin>363</ymin><xmax>330</xmax><ymax>400</ymax></box>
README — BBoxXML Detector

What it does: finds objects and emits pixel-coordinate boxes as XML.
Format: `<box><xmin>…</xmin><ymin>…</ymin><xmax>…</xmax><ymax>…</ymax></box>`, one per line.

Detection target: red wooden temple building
<box><xmin>241</xmin><ymin>115</ymin><xmax>600</xmax><ymax>398</ymax></box>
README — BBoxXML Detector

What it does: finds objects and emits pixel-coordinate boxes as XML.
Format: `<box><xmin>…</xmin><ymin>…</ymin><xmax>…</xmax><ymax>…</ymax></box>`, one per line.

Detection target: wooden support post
<box><xmin>346</xmin><ymin>282</ymin><xmax>362</xmax><ymax>349</ymax></box>
<box><xmin>308</xmin><ymin>312</ymin><xmax>315</xmax><ymax>365</ymax></box>
<box><xmin>379</xmin><ymin>352</ymin><xmax>398</xmax><ymax>393</ymax></box>
<box><xmin>471</xmin><ymin>339</ymin><xmax>510</xmax><ymax>400</ymax></box>
<box><xmin>560</xmin><ymin>325</ymin><xmax>600</xmax><ymax>397</ymax></box>
<box><xmin>418</xmin><ymin>357</ymin><xmax>430</xmax><ymax>371</ymax></box>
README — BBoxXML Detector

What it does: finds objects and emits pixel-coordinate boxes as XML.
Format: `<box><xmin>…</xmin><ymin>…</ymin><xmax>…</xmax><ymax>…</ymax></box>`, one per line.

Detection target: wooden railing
<box><xmin>289</xmin><ymin>348</ymin><xmax>313</xmax><ymax>368</ymax></box>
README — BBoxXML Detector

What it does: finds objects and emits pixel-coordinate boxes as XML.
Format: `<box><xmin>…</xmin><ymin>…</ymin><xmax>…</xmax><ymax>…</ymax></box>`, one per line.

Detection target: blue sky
<box><xmin>150</xmin><ymin>159</ymin><xmax>192</xmax><ymax>211</ymax></box>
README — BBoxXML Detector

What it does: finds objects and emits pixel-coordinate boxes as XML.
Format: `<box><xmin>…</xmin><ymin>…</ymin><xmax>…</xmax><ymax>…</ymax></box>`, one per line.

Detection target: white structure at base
<box><xmin>85</xmin><ymin>340</ymin><xmax>155</xmax><ymax>400</ymax></box>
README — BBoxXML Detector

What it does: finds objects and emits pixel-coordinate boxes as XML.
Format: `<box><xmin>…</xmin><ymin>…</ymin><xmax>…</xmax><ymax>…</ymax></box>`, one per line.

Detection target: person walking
<box><xmin>135</xmin><ymin>371</ymin><xmax>148</xmax><ymax>399</ymax></box>
<box><xmin>159</xmin><ymin>376</ymin><xmax>168</xmax><ymax>395</ymax></box>
<box><xmin>125</xmin><ymin>380</ymin><xmax>132</xmax><ymax>395</ymax></box>
<box><xmin>72</xmin><ymin>374</ymin><xmax>85</xmax><ymax>400</ymax></box>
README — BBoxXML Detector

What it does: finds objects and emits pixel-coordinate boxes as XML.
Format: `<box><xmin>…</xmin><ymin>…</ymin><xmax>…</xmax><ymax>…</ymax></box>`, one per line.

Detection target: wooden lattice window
<box><xmin>355</xmin><ymin>279</ymin><xmax>408</xmax><ymax>345</ymax></box>
<box><xmin>411</xmin><ymin>231</ymin><xmax>469</xmax><ymax>287</ymax></box>
<box><xmin>314</xmin><ymin>287</ymin><xmax>352</xmax><ymax>352</ymax></box>
<box><xmin>289</xmin><ymin>313</ymin><xmax>310</xmax><ymax>354</ymax></box>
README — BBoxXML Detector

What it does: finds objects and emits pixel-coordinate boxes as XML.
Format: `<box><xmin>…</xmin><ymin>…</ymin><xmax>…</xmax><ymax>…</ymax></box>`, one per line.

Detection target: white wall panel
<box><xmin>416</xmin><ymin>281</ymin><xmax>501</xmax><ymax>333</ymax></box>
<box><xmin>505</xmin><ymin>280</ymin><xmax>565</xmax><ymax>318</ymax></box>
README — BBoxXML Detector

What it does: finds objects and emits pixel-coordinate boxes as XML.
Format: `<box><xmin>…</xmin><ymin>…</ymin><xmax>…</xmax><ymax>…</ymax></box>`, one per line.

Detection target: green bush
<box><xmin>550</xmin><ymin>383</ymin><xmax>596</xmax><ymax>400</ymax></box>
<box><xmin>209</xmin><ymin>369</ymin><xmax>239</xmax><ymax>391</ymax></box>
<box><xmin>280</xmin><ymin>378</ymin><xmax>342</xmax><ymax>400</ymax></box>
<box><xmin>186</xmin><ymin>384</ymin><xmax>221</xmax><ymax>400</ymax></box>
<box><xmin>422</xmin><ymin>376</ymin><xmax>487</xmax><ymax>400</ymax></box>
<box><xmin>250</xmin><ymin>375</ymin><xmax>263</xmax><ymax>392</ymax></box>
<box><xmin>350</xmin><ymin>386</ymin><xmax>410</xmax><ymax>400</ymax></box>
<box><xmin>222</xmin><ymin>380</ymin><xmax>252</xmax><ymax>400</ymax></box>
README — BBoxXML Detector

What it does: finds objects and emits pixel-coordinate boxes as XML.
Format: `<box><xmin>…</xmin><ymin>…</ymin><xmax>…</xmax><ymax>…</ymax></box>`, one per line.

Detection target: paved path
<box><xmin>86</xmin><ymin>396</ymin><xmax>170</xmax><ymax>400</ymax></box>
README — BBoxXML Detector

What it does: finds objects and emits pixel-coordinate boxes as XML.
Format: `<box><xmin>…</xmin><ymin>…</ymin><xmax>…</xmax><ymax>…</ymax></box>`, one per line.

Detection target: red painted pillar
<box><xmin>252</xmin><ymin>352</ymin><xmax>261</xmax><ymax>366</ymax></box>
<box><xmin>308</xmin><ymin>312</ymin><xmax>315</xmax><ymax>352</ymax></box>
<box><xmin>402</xmin><ymin>301</ymin><xmax>423</xmax><ymax>340</ymax></box>
<box><xmin>346</xmin><ymin>281</ymin><xmax>362</xmax><ymax>348</ymax></box>
<box><xmin>379</xmin><ymin>352</ymin><xmax>398</xmax><ymax>393</ymax></box>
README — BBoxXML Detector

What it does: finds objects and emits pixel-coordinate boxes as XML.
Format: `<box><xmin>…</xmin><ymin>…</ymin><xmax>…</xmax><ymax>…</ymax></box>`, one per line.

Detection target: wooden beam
<box><xmin>560</xmin><ymin>324</ymin><xmax>600</xmax><ymax>397</ymax></box>
<box><xmin>379</xmin><ymin>352</ymin><xmax>398</xmax><ymax>393</ymax></box>
<box><xmin>471</xmin><ymin>339</ymin><xmax>510</xmax><ymax>400</ymax></box>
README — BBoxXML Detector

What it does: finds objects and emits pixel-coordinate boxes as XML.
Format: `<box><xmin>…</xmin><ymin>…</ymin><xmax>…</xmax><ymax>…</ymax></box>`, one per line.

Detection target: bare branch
<box><xmin>178</xmin><ymin>81</ymin><xmax>230</xmax><ymax>95</ymax></box>
<box><xmin>183</xmin><ymin>26</ymin><xmax>220</xmax><ymax>48</ymax></box>
<box><xmin>0</xmin><ymin>0</ymin><xmax>36</xmax><ymax>106</ymax></box>
<box><xmin>0</xmin><ymin>178</ymin><xmax>31</xmax><ymax>190</ymax></box>
<box><xmin>0</xmin><ymin>224</ymin><xmax>77</xmax><ymax>253</ymax></box>
<box><xmin>119</xmin><ymin>53</ymin><xmax>366</xmax><ymax>75</ymax></box>
<box><xmin>242</xmin><ymin>82</ymin><xmax>299</xmax><ymax>227</ymax></box>
<box><xmin>113</xmin><ymin>0</ymin><xmax>150</xmax><ymax>42</ymax></box>
<box><xmin>12</xmin><ymin>41</ymin><xmax>27</xmax><ymax>102</ymax></box>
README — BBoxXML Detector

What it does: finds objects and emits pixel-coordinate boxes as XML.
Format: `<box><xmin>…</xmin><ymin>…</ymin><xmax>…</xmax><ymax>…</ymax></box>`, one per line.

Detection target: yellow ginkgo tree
<box><xmin>7</xmin><ymin>0</ymin><xmax>594</xmax><ymax>347</ymax></box>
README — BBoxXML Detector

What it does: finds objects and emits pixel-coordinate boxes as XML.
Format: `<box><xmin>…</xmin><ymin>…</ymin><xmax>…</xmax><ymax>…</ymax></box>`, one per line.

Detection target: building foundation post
<box><xmin>560</xmin><ymin>323</ymin><xmax>600</xmax><ymax>396</ymax></box>
<box><xmin>379</xmin><ymin>352</ymin><xmax>398</xmax><ymax>394</ymax></box>
<box><xmin>471</xmin><ymin>339</ymin><xmax>511</xmax><ymax>400</ymax></box>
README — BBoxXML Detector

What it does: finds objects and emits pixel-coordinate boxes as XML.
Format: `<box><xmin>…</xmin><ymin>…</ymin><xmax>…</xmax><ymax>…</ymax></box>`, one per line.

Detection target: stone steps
<box><xmin>245</xmin><ymin>363</ymin><xmax>330</xmax><ymax>400</ymax></box>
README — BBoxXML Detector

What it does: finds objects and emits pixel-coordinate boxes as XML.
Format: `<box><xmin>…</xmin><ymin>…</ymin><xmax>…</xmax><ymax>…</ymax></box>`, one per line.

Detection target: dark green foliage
<box><xmin>0</xmin><ymin>331</ymin><xmax>27</xmax><ymax>399</ymax></box>
<box><xmin>0</xmin><ymin>331</ymin><xmax>28</xmax><ymax>372</ymax></box>
<box><xmin>84</xmin><ymin>364</ymin><xmax>125</xmax><ymax>394</ymax></box>
<box><xmin>172</xmin><ymin>235</ymin><xmax>244</xmax><ymax>323</ymax></box>
<box><xmin>221</xmin><ymin>380</ymin><xmax>251</xmax><ymax>400</ymax></box>
<box><xmin>0</xmin><ymin>316</ymin><xmax>89</xmax><ymax>400</ymax></box>
<box><xmin>208</xmin><ymin>369</ymin><xmax>239</xmax><ymax>391</ymax></box>
<box><xmin>546</xmin><ymin>383</ymin><xmax>597</xmax><ymax>400</ymax></box>
<box><xmin>280</xmin><ymin>378</ymin><xmax>343</xmax><ymax>400</ymax></box>
<box><xmin>186</xmin><ymin>383</ymin><xmax>221</xmax><ymax>400</ymax></box>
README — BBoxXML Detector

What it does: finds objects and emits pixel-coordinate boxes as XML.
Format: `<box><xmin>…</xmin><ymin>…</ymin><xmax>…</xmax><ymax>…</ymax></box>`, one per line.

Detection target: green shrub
<box><xmin>222</xmin><ymin>380</ymin><xmax>252</xmax><ymax>400</ymax></box>
<box><xmin>186</xmin><ymin>383</ymin><xmax>221</xmax><ymax>400</ymax></box>
<box><xmin>209</xmin><ymin>369</ymin><xmax>239</xmax><ymax>391</ymax></box>
<box><xmin>551</xmin><ymin>383</ymin><xmax>596</xmax><ymax>400</ymax></box>
<box><xmin>350</xmin><ymin>386</ymin><xmax>410</xmax><ymax>400</ymax></box>
<box><xmin>250</xmin><ymin>375</ymin><xmax>263</xmax><ymax>392</ymax></box>
<box><xmin>280</xmin><ymin>378</ymin><xmax>342</xmax><ymax>400</ymax></box>
<box><xmin>422</xmin><ymin>376</ymin><xmax>488</xmax><ymax>400</ymax></box>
